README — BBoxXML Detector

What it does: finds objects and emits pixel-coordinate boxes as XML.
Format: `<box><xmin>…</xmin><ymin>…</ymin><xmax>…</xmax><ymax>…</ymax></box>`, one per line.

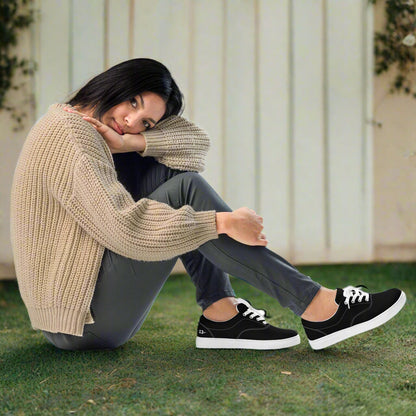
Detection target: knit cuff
<box><xmin>137</xmin><ymin>116</ymin><xmax>210</xmax><ymax>163</ymax></box>
<box><xmin>139</xmin><ymin>128</ymin><xmax>169</xmax><ymax>158</ymax></box>
<box><xmin>192</xmin><ymin>210</ymin><xmax>219</xmax><ymax>243</ymax></box>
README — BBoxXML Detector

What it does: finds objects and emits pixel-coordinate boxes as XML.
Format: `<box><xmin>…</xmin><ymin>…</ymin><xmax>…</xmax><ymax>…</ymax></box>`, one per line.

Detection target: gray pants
<box><xmin>43</xmin><ymin>154</ymin><xmax>320</xmax><ymax>350</ymax></box>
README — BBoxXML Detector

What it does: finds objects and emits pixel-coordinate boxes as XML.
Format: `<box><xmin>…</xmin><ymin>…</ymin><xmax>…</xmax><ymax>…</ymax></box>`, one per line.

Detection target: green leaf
<box><xmin>0</xmin><ymin>0</ymin><xmax>36</xmax><ymax>129</ymax></box>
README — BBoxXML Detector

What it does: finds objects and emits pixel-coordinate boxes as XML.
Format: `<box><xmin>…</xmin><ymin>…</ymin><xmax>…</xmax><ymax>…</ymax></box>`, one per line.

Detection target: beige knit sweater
<box><xmin>10</xmin><ymin>104</ymin><xmax>218</xmax><ymax>336</ymax></box>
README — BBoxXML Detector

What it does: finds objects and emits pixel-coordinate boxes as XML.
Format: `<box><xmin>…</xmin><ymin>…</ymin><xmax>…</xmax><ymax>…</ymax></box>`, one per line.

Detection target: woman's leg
<box><xmin>113</xmin><ymin>152</ymin><xmax>236</xmax><ymax>310</ymax></box>
<box><xmin>115</xmin><ymin>155</ymin><xmax>319</xmax><ymax>315</ymax></box>
<box><xmin>43</xmin><ymin>251</ymin><xmax>177</xmax><ymax>350</ymax></box>
<box><xmin>146</xmin><ymin>172</ymin><xmax>321</xmax><ymax>316</ymax></box>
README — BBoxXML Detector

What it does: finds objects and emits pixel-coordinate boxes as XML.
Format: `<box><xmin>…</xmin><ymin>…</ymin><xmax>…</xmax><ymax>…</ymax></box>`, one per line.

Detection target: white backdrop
<box><xmin>34</xmin><ymin>0</ymin><xmax>374</xmax><ymax>264</ymax></box>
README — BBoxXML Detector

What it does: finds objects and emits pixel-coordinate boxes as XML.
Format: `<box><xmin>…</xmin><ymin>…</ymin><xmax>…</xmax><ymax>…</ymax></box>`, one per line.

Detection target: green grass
<box><xmin>1</xmin><ymin>263</ymin><xmax>415</xmax><ymax>416</ymax></box>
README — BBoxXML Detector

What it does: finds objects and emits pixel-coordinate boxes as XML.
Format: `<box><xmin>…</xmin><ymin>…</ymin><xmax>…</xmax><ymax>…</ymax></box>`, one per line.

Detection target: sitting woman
<box><xmin>10</xmin><ymin>58</ymin><xmax>406</xmax><ymax>351</ymax></box>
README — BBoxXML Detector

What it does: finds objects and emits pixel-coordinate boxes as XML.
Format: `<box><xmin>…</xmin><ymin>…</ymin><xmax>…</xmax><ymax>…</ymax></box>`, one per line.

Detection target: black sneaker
<box><xmin>301</xmin><ymin>286</ymin><xmax>406</xmax><ymax>350</ymax></box>
<box><xmin>196</xmin><ymin>303</ymin><xmax>300</xmax><ymax>350</ymax></box>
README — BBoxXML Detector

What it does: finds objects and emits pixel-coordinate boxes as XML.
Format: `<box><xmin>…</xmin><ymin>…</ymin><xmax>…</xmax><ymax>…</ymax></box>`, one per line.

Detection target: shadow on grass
<box><xmin>0</xmin><ymin>330</ymin><xmax>373</xmax><ymax>386</ymax></box>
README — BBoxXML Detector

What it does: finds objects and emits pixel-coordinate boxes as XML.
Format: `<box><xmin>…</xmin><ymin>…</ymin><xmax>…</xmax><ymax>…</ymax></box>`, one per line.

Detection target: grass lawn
<box><xmin>1</xmin><ymin>263</ymin><xmax>415</xmax><ymax>416</ymax></box>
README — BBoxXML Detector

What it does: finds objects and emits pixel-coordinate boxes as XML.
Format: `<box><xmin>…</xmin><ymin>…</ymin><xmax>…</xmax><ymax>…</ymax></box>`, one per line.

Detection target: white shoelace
<box><xmin>237</xmin><ymin>298</ymin><xmax>266</xmax><ymax>317</ymax></box>
<box><xmin>242</xmin><ymin>309</ymin><xmax>268</xmax><ymax>325</ymax></box>
<box><xmin>343</xmin><ymin>286</ymin><xmax>370</xmax><ymax>309</ymax></box>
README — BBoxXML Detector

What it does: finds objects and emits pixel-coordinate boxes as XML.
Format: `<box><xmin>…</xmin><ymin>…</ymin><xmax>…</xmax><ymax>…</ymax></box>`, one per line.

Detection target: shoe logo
<box><xmin>198</xmin><ymin>329</ymin><xmax>206</xmax><ymax>335</ymax></box>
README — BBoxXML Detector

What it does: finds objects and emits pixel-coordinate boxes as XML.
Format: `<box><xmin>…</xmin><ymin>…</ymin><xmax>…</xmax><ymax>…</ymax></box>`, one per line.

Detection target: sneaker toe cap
<box><xmin>372</xmin><ymin>288</ymin><xmax>403</xmax><ymax>314</ymax></box>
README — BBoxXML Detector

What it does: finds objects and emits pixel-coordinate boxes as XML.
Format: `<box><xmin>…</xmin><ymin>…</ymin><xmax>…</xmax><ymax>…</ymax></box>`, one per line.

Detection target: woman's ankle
<box><xmin>301</xmin><ymin>287</ymin><xmax>338</xmax><ymax>322</ymax></box>
<box><xmin>203</xmin><ymin>297</ymin><xmax>239</xmax><ymax>322</ymax></box>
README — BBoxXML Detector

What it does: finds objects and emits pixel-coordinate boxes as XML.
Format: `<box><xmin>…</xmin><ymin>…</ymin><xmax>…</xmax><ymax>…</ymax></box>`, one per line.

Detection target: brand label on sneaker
<box><xmin>198</xmin><ymin>329</ymin><xmax>206</xmax><ymax>335</ymax></box>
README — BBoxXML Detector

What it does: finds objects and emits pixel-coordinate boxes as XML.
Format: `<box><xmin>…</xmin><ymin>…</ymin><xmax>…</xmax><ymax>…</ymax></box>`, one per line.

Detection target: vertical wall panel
<box><xmin>107</xmin><ymin>0</ymin><xmax>130</xmax><ymax>68</ymax></box>
<box><xmin>224</xmin><ymin>1</ymin><xmax>256</xmax><ymax>209</ymax></box>
<box><xmin>258</xmin><ymin>0</ymin><xmax>291</xmax><ymax>256</ymax></box>
<box><xmin>327</xmin><ymin>0</ymin><xmax>366</xmax><ymax>261</ymax></box>
<box><xmin>71</xmin><ymin>0</ymin><xmax>105</xmax><ymax>91</ymax></box>
<box><xmin>133</xmin><ymin>0</ymin><xmax>192</xmax><ymax>118</ymax></box>
<box><xmin>292</xmin><ymin>0</ymin><xmax>327</xmax><ymax>262</ymax></box>
<box><xmin>131</xmin><ymin>0</ymin><xmax>163</xmax><ymax>57</ymax></box>
<box><xmin>364</xmin><ymin>1</ymin><xmax>374</xmax><ymax>261</ymax></box>
<box><xmin>192</xmin><ymin>1</ymin><xmax>224</xmax><ymax>193</ymax></box>
<box><xmin>35</xmin><ymin>0</ymin><xmax>70</xmax><ymax>117</ymax></box>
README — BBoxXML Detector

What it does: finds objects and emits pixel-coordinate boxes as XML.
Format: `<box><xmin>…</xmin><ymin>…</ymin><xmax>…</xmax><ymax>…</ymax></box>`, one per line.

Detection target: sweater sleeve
<box><xmin>64</xmin><ymin>153</ymin><xmax>218</xmax><ymax>261</ymax></box>
<box><xmin>139</xmin><ymin>116</ymin><xmax>210</xmax><ymax>172</ymax></box>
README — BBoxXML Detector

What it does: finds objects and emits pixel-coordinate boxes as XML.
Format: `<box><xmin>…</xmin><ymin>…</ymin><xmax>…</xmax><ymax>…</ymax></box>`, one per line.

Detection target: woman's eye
<box><xmin>129</xmin><ymin>98</ymin><xmax>137</xmax><ymax>108</ymax></box>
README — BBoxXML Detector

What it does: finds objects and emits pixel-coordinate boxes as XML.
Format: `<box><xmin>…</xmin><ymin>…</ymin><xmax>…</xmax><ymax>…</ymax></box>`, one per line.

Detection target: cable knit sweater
<box><xmin>10</xmin><ymin>104</ymin><xmax>218</xmax><ymax>336</ymax></box>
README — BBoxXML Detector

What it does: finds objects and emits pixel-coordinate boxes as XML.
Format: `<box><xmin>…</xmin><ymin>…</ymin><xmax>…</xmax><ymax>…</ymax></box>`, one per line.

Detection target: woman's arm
<box><xmin>139</xmin><ymin>116</ymin><xmax>210</xmax><ymax>172</ymax></box>
<box><xmin>64</xmin><ymin>108</ymin><xmax>146</xmax><ymax>153</ymax></box>
<box><xmin>64</xmin><ymin>108</ymin><xmax>209</xmax><ymax>172</ymax></box>
<box><xmin>216</xmin><ymin>208</ymin><xmax>268</xmax><ymax>246</ymax></box>
<box><xmin>62</xmin><ymin>108</ymin><xmax>267</xmax><ymax>247</ymax></box>
<box><xmin>65</xmin><ymin>155</ymin><xmax>267</xmax><ymax>261</ymax></box>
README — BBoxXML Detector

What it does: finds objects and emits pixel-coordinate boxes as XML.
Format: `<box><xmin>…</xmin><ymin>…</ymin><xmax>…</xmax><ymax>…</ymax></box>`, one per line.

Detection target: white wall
<box><xmin>1</xmin><ymin>0</ymin><xmax>375</xmax><ymax>277</ymax></box>
<box><xmin>0</xmin><ymin>22</ymin><xmax>36</xmax><ymax>279</ymax></box>
<box><xmin>373</xmin><ymin>2</ymin><xmax>416</xmax><ymax>261</ymax></box>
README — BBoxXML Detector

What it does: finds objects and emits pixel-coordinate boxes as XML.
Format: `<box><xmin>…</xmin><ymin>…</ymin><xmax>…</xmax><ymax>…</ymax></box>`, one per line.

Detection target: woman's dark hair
<box><xmin>67</xmin><ymin>58</ymin><xmax>183</xmax><ymax>121</ymax></box>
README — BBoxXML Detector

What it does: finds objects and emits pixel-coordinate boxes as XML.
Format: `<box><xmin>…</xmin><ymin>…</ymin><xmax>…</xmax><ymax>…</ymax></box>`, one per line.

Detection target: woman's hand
<box><xmin>216</xmin><ymin>207</ymin><xmax>268</xmax><ymax>246</ymax></box>
<box><xmin>63</xmin><ymin>107</ymin><xmax>146</xmax><ymax>153</ymax></box>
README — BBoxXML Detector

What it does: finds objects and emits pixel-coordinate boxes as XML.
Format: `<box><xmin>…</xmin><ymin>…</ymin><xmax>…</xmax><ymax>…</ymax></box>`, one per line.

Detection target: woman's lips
<box><xmin>113</xmin><ymin>120</ymin><xmax>124</xmax><ymax>135</ymax></box>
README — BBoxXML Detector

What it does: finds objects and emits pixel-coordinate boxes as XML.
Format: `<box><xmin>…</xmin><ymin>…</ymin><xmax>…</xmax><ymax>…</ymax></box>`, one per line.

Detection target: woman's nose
<box><xmin>124</xmin><ymin>112</ymin><xmax>139</xmax><ymax>129</ymax></box>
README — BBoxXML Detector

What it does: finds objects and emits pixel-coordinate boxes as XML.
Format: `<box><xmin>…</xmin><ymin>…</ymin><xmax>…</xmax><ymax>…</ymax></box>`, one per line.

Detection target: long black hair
<box><xmin>67</xmin><ymin>58</ymin><xmax>183</xmax><ymax>121</ymax></box>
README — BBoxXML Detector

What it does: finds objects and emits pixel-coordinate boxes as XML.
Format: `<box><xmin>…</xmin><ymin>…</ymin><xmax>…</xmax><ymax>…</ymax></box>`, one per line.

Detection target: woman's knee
<box><xmin>179</xmin><ymin>171</ymin><xmax>204</xmax><ymax>186</ymax></box>
<box><xmin>177</xmin><ymin>171</ymin><xmax>217</xmax><ymax>195</ymax></box>
<box><xmin>149</xmin><ymin>170</ymin><xmax>230</xmax><ymax>212</ymax></box>
<box><xmin>179</xmin><ymin>172</ymin><xmax>231</xmax><ymax>210</ymax></box>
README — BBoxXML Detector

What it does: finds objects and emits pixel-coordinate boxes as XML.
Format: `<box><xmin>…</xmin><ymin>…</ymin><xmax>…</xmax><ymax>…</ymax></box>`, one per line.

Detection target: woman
<box><xmin>10</xmin><ymin>58</ymin><xmax>406</xmax><ymax>351</ymax></box>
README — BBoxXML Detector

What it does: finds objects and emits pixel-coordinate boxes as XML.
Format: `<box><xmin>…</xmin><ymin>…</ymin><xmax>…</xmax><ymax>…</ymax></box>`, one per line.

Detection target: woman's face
<box><xmin>101</xmin><ymin>92</ymin><xmax>166</xmax><ymax>134</ymax></box>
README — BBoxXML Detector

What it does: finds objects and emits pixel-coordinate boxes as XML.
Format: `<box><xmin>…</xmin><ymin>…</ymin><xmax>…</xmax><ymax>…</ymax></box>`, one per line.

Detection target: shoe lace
<box><xmin>237</xmin><ymin>298</ymin><xmax>268</xmax><ymax>318</ymax></box>
<box><xmin>342</xmin><ymin>285</ymin><xmax>369</xmax><ymax>309</ymax></box>
<box><xmin>242</xmin><ymin>309</ymin><xmax>268</xmax><ymax>324</ymax></box>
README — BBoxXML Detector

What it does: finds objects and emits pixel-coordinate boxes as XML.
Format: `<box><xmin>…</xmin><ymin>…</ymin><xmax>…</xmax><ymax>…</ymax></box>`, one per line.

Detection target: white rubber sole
<box><xmin>308</xmin><ymin>291</ymin><xmax>407</xmax><ymax>350</ymax></box>
<box><xmin>196</xmin><ymin>334</ymin><xmax>301</xmax><ymax>350</ymax></box>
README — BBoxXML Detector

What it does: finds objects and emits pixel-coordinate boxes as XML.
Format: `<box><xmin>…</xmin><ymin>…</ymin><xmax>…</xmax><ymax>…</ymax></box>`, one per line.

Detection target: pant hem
<box><xmin>199</xmin><ymin>290</ymin><xmax>236</xmax><ymax>311</ymax></box>
<box><xmin>292</xmin><ymin>283</ymin><xmax>321</xmax><ymax>316</ymax></box>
